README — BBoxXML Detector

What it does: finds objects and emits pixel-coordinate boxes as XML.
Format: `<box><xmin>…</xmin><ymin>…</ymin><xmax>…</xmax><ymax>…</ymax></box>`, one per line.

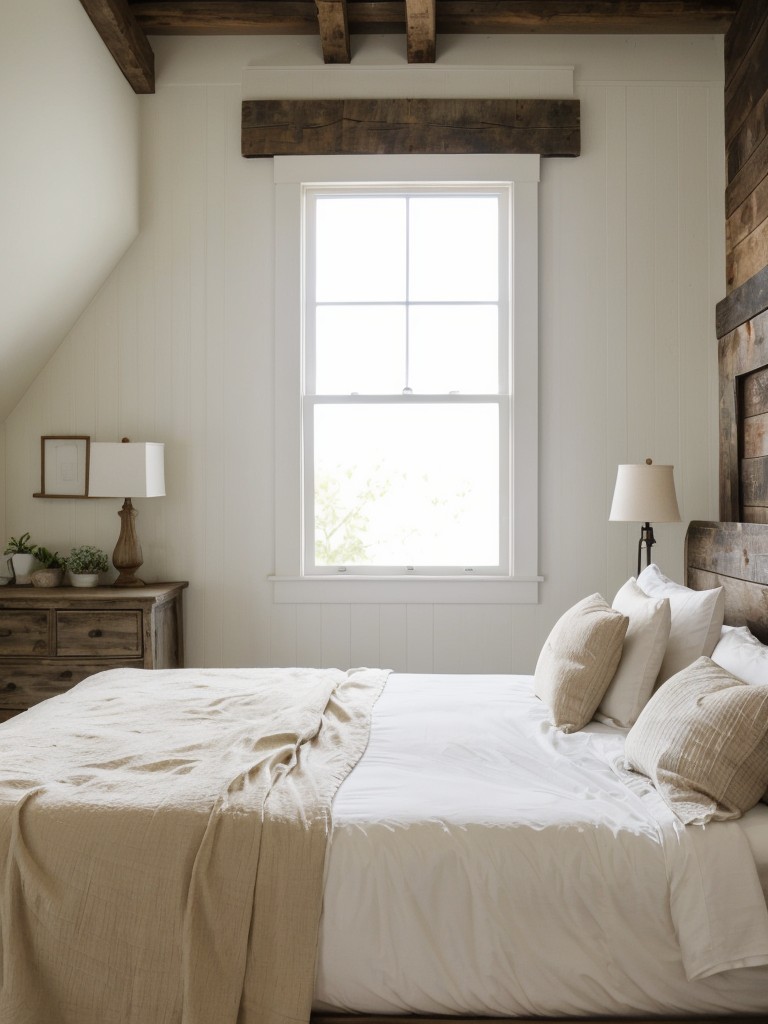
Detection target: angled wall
<box><xmin>0</xmin><ymin>0</ymin><xmax>139</xmax><ymax>423</ymax></box>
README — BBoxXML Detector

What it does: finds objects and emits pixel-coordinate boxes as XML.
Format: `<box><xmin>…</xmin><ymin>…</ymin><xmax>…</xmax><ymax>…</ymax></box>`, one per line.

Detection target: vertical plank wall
<box><xmin>1</xmin><ymin>34</ymin><xmax>725</xmax><ymax>673</ymax></box>
<box><xmin>718</xmin><ymin>0</ymin><xmax>768</xmax><ymax>523</ymax></box>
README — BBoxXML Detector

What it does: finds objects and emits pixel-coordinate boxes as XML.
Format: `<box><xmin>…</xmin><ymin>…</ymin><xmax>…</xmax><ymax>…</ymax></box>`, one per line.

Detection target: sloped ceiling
<box><xmin>0</xmin><ymin>0</ymin><xmax>139</xmax><ymax>423</ymax></box>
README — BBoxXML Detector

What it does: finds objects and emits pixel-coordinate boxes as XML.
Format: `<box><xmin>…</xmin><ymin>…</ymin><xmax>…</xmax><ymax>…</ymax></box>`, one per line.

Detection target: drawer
<box><xmin>0</xmin><ymin>660</ymin><xmax>142</xmax><ymax>710</ymax></box>
<box><xmin>0</xmin><ymin>611</ymin><xmax>51</xmax><ymax>656</ymax></box>
<box><xmin>56</xmin><ymin>611</ymin><xmax>143</xmax><ymax>657</ymax></box>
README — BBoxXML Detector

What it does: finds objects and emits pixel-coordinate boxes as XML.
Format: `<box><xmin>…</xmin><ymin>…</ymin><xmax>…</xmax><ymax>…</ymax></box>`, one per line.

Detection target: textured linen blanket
<box><xmin>0</xmin><ymin>665</ymin><xmax>388</xmax><ymax>1024</ymax></box>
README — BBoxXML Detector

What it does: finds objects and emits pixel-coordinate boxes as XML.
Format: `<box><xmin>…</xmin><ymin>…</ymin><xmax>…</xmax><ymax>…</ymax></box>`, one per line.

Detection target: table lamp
<box><xmin>88</xmin><ymin>439</ymin><xmax>165</xmax><ymax>586</ymax></box>
<box><xmin>609</xmin><ymin>459</ymin><xmax>681</xmax><ymax>576</ymax></box>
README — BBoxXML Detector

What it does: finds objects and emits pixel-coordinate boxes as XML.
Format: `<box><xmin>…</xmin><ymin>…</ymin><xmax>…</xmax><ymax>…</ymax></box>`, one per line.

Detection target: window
<box><xmin>306</xmin><ymin>187</ymin><xmax>508</xmax><ymax>574</ymax></box>
<box><xmin>273</xmin><ymin>155</ymin><xmax>540</xmax><ymax>603</ymax></box>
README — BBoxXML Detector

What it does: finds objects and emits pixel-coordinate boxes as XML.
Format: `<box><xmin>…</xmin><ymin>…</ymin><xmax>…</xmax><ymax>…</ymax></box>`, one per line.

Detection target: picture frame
<box><xmin>35</xmin><ymin>436</ymin><xmax>91</xmax><ymax>499</ymax></box>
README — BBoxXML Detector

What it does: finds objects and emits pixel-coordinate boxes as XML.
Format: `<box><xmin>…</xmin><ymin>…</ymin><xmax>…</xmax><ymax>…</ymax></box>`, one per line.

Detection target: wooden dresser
<box><xmin>0</xmin><ymin>582</ymin><xmax>188</xmax><ymax>719</ymax></box>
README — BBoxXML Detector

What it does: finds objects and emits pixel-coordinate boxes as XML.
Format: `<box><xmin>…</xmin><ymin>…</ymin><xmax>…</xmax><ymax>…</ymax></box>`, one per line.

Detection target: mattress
<box><xmin>315</xmin><ymin>673</ymin><xmax>768</xmax><ymax>1018</ymax></box>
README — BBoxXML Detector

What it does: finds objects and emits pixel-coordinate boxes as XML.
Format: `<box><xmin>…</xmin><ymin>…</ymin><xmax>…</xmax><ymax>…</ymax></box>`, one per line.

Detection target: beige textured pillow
<box><xmin>624</xmin><ymin>657</ymin><xmax>768</xmax><ymax>824</ymax></box>
<box><xmin>595</xmin><ymin>578</ymin><xmax>671</xmax><ymax>728</ymax></box>
<box><xmin>535</xmin><ymin>594</ymin><xmax>628</xmax><ymax>733</ymax></box>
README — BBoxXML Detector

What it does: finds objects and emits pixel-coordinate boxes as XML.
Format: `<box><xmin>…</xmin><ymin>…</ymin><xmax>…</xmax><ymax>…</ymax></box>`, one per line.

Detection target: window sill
<box><xmin>269</xmin><ymin>575</ymin><xmax>542</xmax><ymax>604</ymax></box>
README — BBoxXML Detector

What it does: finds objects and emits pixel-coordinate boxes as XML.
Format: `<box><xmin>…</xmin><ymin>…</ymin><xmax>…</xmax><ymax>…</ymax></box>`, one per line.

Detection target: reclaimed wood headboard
<box><xmin>686</xmin><ymin>519</ymin><xmax>768</xmax><ymax>643</ymax></box>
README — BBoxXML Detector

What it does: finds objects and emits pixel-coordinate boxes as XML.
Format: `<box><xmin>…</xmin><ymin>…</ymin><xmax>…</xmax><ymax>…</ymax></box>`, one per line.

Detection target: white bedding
<box><xmin>316</xmin><ymin>673</ymin><xmax>768</xmax><ymax>1017</ymax></box>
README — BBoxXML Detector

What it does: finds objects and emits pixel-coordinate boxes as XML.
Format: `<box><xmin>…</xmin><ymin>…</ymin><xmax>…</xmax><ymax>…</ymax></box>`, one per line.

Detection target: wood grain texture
<box><xmin>724</xmin><ymin>0</ymin><xmax>767</xmax><ymax>79</ymax></box>
<box><xmin>726</xmin><ymin>88</ymin><xmax>768</xmax><ymax>184</ymax></box>
<box><xmin>130</xmin><ymin>1</ymin><xmax>736</xmax><ymax>35</ymax></box>
<box><xmin>717</xmin><ymin>263</ymin><xmax>768</xmax><ymax>337</ymax></box>
<box><xmin>727</xmin><ymin>213</ymin><xmax>768</xmax><ymax>292</ymax></box>
<box><xmin>79</xmin><ymin>0</ymin><xmax>155</xmax><ymax>93</ymax></box>
<box><xmin>724</xmin><ymin>0</ymin><xmax>768</xmax><ymax>146</ymax></box>
<box><xmin>742</xmin><ymin>363</ymin><xmax>768</xmax><ymax>416</ymax></box>
<box><xmin>726</xmin><ymin>175</ymin><xmax>768</xmax><ymax>252</ymax></box>
<box><xmin>686</xmin><ymin>519</ymin><xmax>768</xmax><ymax>585</ymax></box>
<box><xmin>725</xmin><ymin>131</ymin><xmax>768</xmax><ymax>220</ymax></box>
<box><xmin>242</xmin><ymin>98</ymin><xmax>580</xmax><ymax>157</ymax></box>
<box><xmin>743</xmin><ymin>412</ymin><xmax>768</xmax><ymax>458</ymax></box>
<box><xmin>316</xmin><ymin>0</ymin><xmax>351</xmax><ymax>63</ymax></box>
<box><xmin>405</xmin><ymin>0</ymin><xmax>436</xmax><ymax>62</ymax></box>
<box><xmin>0</xmin><ymin>584</ymin><xmax>187</xmax><ymax>711</ymax></box>
<box><xmin>741</xmin><ymin>454</ymin><xmax>768</xmax><ymax>506</ymax></box>
<box><xmin>719</xmin><ymin>309</ymin><xmax>768</xmax><ymax>519</ymax></box>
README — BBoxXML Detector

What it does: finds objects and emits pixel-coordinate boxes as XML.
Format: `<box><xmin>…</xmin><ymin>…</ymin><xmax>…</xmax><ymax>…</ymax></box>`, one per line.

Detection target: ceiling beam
<box><xmin>317</xmin><ymin>0</ymin><xmax>352</xmax><ymax>62</ymax></box>
<box><xmin>79</xmin><ymin>0</ymin><xmax>154</xmax><ymax>93</ymax></box>
<box><xmin>130</xmin><ymin>1</ymin><xmax>736</xmax><ymax>37</ymax></box>
<box><xmin>405</xmin><ymin>0</ymin><xmax>436</xmax><ymax>61</ymax></box>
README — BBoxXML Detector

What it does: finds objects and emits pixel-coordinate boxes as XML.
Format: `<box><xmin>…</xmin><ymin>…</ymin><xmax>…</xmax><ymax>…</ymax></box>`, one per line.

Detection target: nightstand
<box><xmin>0</xmin><ymin>582</ymin><xmax>188</xmax><ymax>720</ymax></box>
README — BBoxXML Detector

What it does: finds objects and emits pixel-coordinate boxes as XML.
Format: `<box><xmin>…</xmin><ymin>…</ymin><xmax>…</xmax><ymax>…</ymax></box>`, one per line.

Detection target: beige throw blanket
<box><xmin>0</xmin><ymin>665</ymin><xmax>388</xmax><ymax>1024</ymax></box>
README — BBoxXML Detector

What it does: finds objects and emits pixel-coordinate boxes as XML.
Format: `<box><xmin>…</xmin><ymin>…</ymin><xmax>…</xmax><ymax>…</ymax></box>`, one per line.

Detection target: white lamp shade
<box><xmin>609</xmin><ymin>463</ymin><xmax>680</xmax><ymax>523</ymax></box>
<box><xmin>88</xmin><ymin>442</ymin><xmax>165</xmax><ymax>498</ymax></box>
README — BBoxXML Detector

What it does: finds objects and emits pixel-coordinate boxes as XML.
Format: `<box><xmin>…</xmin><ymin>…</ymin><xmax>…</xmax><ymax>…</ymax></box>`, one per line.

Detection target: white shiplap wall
<box><xmin>1</xmin><ymin>34</ymin><xmax>725</xmax><ymax>673</ymax></box>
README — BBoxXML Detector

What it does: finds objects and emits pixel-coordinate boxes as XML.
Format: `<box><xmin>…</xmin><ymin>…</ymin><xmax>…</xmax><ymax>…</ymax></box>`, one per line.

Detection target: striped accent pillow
<box><xmin>624</xmin><ymin>656</ymin><xmax>768</xmax><ymax>824</ymax></box>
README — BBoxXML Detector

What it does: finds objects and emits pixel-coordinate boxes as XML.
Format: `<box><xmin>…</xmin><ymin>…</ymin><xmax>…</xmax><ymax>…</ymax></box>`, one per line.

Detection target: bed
<box><xmin>1</xmin><ymin>520</ymin><xmax>768</xmax><ymax>1024</ymax></box>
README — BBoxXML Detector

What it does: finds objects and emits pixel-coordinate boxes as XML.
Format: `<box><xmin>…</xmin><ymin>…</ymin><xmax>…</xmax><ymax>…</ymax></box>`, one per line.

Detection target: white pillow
<box><xmin>636</xmin><ymin>564</ymin><xmax>724</xmax><ymax>686</ymax></box>
<box><xmin>595</xmin><ymin>578</ymin><xmax>671</xmax><ymax>728</ymax></box>
<box><xmin>712</xmin><ymin>626</ymin><xmax>768</xmax><ymax>685</ymax></box>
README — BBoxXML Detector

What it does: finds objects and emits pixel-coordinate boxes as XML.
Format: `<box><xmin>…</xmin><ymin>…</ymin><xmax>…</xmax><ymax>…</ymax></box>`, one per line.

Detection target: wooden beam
<box><xmin>79</xmin><ymin>0</ymin><xmax>154</xmax><ymax>93</ymax></box>
<box><xmin>716</xmin><ymin>263</ymin><xmax>768</xmax><ymax>337</ymax></box>
<box><xmin>405</xmin><ymin>0</ymin><xmax>436</xmax><ymax>62</ymax></box>
<box><xmin>317</xmin><ymin>0</ymin><xmax>351</xmax><ymax>63</ymax></box>
<box><xmin>130</xmin><ymin>1</ymin><xmax>736</xmax><ymax>36</ymax></box>
<box><xmin>242</xmin><ymin>98</ymin><xmax>580</xmax><ymax>158</ymax></box>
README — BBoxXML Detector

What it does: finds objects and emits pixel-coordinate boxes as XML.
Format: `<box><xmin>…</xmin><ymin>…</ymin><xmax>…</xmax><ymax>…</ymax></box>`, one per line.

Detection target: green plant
<box><xmin>64</xmin><ymin>545</ymin><xmax>109</xmax><ymax>575</ymax></box>
<box><xmin>3</xmin><ymin>532</ymin><xmax>36</xmax><ymax>556</ymax></box>
<box><xmin>34</xmin><ymin>547</ymin><xmax>66</xmax><ymax>569</ymax></box>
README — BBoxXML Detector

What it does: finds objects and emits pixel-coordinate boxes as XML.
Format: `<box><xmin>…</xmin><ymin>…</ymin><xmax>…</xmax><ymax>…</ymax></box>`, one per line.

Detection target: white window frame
<box><xmin>272</xmin><ymin>154</ymin><xmax>541</xmax><ymax>604</ymax></box>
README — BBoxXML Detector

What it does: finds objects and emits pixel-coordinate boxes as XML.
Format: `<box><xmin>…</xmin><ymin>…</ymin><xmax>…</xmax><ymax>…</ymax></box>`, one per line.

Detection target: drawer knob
<box><xmin>3</xmin><ymin>682</ymin><xmax>17</xmax><ymax>692</ymax></box>
<box><xmin>59</xmin><ymin>671</ymin><xmax>73</xmax><ymax>680</ymax></box>
<box><xmin>88</xmin><ymin>629</ymin><xmax>103</xmax><ymax>638</ymax></box>
<box><xmin>0</xmin><ymin>629</ymin><xmax>10</xmax><ymax>638</ymax></box>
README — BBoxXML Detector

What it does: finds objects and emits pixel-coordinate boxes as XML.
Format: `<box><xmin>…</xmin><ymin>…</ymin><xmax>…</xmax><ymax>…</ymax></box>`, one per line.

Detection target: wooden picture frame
<box><xmin>34</xmin><ymin>436</ymin><xmax>91</xmax><ymax>499</ymax></box>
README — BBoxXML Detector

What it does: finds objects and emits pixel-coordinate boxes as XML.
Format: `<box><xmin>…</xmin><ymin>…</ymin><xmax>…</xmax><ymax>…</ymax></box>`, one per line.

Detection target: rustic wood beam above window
<box><xmin>79</xmin><ymin>0</ymin><xmax>154</xmax><ymax>93</ymax></box>
<box><xmin>316</xmin><ymin>0</ymin><xmax>351</xmax><ymax>63</ymax></box>
<box><xmin>241</xmin><ymin>98</ymin><xmax>580</xmax><ymax>158</ymax></box>
<box><xmin>405</xmin><ymin>0</ymin><xmax>436</xmax><ymax>63</ymax></box>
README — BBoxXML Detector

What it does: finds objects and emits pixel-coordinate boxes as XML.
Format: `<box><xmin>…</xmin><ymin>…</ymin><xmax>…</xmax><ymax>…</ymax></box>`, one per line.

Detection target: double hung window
<box><xmin>273</xmin><ymin>155</ymin><xmax>539</xmax><ymax>602</ymax></box>
<box><xmin>305</xmin><ymin>186</ymin><xmax>508</xmax><ymax>574</ymax></box>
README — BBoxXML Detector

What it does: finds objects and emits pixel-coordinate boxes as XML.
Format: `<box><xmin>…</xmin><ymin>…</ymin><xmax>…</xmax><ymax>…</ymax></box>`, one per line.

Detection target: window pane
<box><xmin>316</xmin><ymin>306</ymin><xmax>406</xmax><ymax>394</ymax></box>
<box><xmin>316</xmin><ymin>196</ymin><xmax>405</xmax><ymax>302</ymax></box>
<box><xmin>408</xmin><ymin>305</ymin><xmax>498</xmax><ymax>393</ymax></box>
<box><xmin>313</xmin><ymin>403</ymin><xmax>499</xmax><ymax>567</ymax></box>
<box><xmin>409</xmin><ymin>196</ymin><xmax>498</xmax><ymax>302</ymax></box>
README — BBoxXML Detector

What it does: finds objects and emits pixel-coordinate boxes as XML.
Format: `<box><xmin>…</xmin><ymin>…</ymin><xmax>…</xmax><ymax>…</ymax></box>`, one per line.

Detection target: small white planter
<box><xmin>69</xmin><ymin>572</ymin><xmax>100</xmax><ymax>588</ymax></box>
<box><xmin>8</xmin><ymin>553</ymin><xmax>40</xmax><ymax>585</ymax></box>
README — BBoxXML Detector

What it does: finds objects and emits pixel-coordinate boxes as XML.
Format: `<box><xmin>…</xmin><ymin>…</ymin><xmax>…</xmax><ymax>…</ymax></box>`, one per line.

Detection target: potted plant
<box><xmin>64</xmin><ymin>545</ymin><xmax>110</xmax><ymax>588</ymax></box>
<box><xmin>30</xmin><ymin>547</ymin><xmax>66</xmax><ymax>588</ymax></box>
<box><xmin>3</xmin><ymin>533</ymin><xmax>41</xmax><ymax>585</ymax></box>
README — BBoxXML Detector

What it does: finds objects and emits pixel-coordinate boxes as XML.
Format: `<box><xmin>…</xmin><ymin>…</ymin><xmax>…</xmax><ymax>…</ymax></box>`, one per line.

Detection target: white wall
<box><xmin>0</xmin><ymin>0</ymin><xmax>139</xmax><ymax>422</ymax></box>
<box><xmin>2</xmin><ymin>33</ymin><xmax>725</xmax><ymax>672</ymax></box>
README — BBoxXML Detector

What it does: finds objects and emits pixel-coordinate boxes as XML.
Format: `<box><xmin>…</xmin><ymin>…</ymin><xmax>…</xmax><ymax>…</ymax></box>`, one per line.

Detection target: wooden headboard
<box><xmin>686</xmin><ymin>519</ymin><xmax>768</xmax><ymax>643</ymax></box>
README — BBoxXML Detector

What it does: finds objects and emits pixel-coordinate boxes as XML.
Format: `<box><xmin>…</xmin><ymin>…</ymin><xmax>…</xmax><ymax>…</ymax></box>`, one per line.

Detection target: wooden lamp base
<box><xmin>112</xmin><ymin>498</ymin><xmax>145</xmax><ymax>587</ymax></box>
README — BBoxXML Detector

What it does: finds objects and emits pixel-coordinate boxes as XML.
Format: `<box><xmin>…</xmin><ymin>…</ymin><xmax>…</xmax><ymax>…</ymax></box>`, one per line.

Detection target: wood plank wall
<box><xmin>717</xmin><ymin>0</ymin><xmax>768</xmax><ymax>521</ymax></box>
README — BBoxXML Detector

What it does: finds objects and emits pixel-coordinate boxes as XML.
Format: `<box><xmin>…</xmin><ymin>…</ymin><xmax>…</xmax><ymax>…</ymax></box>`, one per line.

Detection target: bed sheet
<box><xmin>315</xmin><ymin>673</ymin><xmax>768</xmax><ymax>1018</ymax></box>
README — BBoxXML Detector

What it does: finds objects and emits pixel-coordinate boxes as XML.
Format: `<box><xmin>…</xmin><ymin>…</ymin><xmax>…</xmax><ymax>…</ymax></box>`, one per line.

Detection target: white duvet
<box><xmin>315</xmin><ymin>673</ymin><xmax>768</xmax><ymax>1017</ymax></box>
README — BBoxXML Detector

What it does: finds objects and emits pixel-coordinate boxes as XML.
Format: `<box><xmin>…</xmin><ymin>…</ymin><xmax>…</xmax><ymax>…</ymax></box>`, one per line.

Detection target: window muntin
<box><xmin>304</xmin><ymin>185</ymin><xmax>510</xmax><ymax>575</ymax></box>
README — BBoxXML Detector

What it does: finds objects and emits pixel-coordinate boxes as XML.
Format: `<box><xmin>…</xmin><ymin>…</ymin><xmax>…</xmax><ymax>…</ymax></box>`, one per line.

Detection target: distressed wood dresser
<box><xmin>0</xmin><ymin>582</ymin><xmax>187</xmax><ymax>720</ymax></box>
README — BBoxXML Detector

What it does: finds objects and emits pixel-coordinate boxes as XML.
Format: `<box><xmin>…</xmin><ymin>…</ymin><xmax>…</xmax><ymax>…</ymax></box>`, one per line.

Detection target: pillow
<box><xmin>636</xmin><ymin>564</ymin><xmax>724</xmax><ymax>686</ymax></box>
<box><xmin>624</xmin><ymin>656</ymin><xmax>768</xmax><ymax>824</ymax></box>
<box><xmin>534</xmin><ymin>594</ymin><xmax>628</xmax><ymax>733</ymax></box>
<box><xmin>595</xmin><ymin>578</ymin><xmax>671</xmax><ymax>728</ymax></box>
<box><xmin>712</xmin><ymin>626</ymin><xmax>768</xmax><ymax>685</ymax></box>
